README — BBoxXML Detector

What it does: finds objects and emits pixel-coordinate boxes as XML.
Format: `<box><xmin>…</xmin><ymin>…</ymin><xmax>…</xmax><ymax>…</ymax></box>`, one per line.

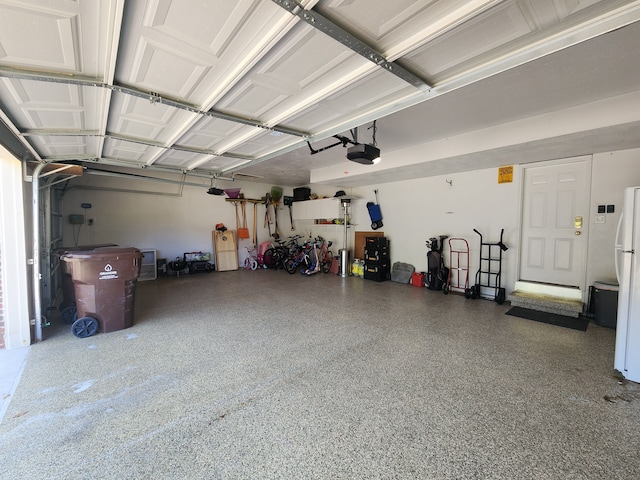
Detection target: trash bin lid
<box><xmin>62</xmin><ymin>246</ymin><xmax>141</xmax><ymax>261</ymax></box>
<box><xmin>55</xmin><ymin>244</ymin><xmax>118</xmax><ymax>258</ymax></box>
<box><xmin>593</xmin><ymin>281</ymin><xmax>619</xmax><ymax>292</ymax></box>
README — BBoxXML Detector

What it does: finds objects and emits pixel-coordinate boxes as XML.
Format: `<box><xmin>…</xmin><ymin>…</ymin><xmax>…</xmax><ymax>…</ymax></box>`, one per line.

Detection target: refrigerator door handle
<box><xmin>615</xmin><ymin>211</ymin><xmax>624</xmax><ymax>284</ymax></box>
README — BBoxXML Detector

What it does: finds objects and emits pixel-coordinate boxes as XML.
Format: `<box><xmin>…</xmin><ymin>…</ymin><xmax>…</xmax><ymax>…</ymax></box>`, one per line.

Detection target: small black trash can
<box><xmin>593</xmin><ymin>281</ymin><xmax>619</xmax><ymax>329</ymax></box>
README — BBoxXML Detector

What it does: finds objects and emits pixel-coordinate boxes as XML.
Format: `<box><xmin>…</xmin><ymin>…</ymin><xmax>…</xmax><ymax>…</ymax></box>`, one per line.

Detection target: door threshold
<box><xmin>514</xmin><ymin>281</ymin><xmax>582</xmax><ymax>301</ymax></box>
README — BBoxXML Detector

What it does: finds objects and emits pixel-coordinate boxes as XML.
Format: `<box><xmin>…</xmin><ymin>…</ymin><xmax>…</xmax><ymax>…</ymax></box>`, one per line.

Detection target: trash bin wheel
<box><xmin>442</xmin><ymin>283</ymin><xmax>449</xmax><ymax>295</ymax></box>
<box><xmin>71</xmin><ymin>317</ymin><xmax>99</xmax><ymax>338</ymax></box>
<box><xmin>61</xmin><ymin>305</ymin><xmax>77</xmax><ymax>324</ymax></box>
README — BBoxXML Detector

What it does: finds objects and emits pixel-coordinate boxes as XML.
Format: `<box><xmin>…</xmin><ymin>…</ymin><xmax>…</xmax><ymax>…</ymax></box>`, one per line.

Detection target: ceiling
<box><xmin>1</xmin><ymin>0</ymin><xmax>640</xmax><ymax>188</ymax></box>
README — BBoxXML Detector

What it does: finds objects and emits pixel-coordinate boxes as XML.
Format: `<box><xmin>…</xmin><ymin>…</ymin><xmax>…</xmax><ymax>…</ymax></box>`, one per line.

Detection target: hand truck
<box><xmin>367</xmin><ymin>189</ymin><xmax>383</xmax><ymax>230</ymax></box>
<box><xmin>467</xmin><ymin>228</ymin><xmax>508</xmax><ymax>304</ymax></box>
<box><xmin>443</xmin><ymin>237</ymin><xmax>469</xmax><ymax>295</ymax></box>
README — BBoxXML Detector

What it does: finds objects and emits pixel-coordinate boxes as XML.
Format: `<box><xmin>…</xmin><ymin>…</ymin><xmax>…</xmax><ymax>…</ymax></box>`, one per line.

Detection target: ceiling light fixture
<box><xmin>346</xmin><ymin>120</ymin><xmax>381</xmax><ymax>165</ymax></box>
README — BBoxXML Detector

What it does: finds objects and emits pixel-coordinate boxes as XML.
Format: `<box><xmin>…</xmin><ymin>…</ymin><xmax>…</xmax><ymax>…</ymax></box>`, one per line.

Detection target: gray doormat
<box><xmin>506</xmin><ymin>306</ymin><xmax>589</xmax><ymax>331</ymax></box>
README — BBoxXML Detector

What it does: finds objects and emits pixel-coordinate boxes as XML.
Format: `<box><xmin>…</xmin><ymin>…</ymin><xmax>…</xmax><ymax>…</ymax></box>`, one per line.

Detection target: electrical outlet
<box><xmin>607</xmin><ymin>204</ymin><xmax>615</xmax><ymax>213</ymax></box>
<box><xmin>88</xmin><ymin>218</ymin><xmax>94</xmax><ymax>226</ymax></box>
<box><xmin>597</xmin><ymin>205</ymin><xmax>606</xmax><ymax>213</ymax></box>
<box><xmin>595</xmin><ymin>215</ymin><xmax>605</xmax><ymax>224</ymax></box>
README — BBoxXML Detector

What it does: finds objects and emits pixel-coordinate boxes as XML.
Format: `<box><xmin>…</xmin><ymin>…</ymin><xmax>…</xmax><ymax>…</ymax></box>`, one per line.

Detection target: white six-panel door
<box><xmin>520</xmin><ymin>157</ymin><xmax>591</xmax><ymax>289</ymax></box>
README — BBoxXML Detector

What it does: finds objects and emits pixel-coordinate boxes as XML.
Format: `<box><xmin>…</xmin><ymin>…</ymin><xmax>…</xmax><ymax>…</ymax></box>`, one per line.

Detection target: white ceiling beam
<box><xmin>383</xmin><ymin>0</ymin><xmax>504</xmax><ymax>61</ymax></box>
<box><xmin>433</xmin><ymin>0</ymin><xmax>640</xmax><ymax>93</ymax></box>
<box><xmin>222</xmin><ymin>0</ymin><xmax>640</xmax><ymax>177</ymax></box>
<box><xmin>271</xmin><ymin>0</ymin><xmax>431</xmax><ymax>91</ymax></box>
<box><xmin>95</xmin><ymin>0</ymin><xmax>126</xmax><ymax>166</ymax></box>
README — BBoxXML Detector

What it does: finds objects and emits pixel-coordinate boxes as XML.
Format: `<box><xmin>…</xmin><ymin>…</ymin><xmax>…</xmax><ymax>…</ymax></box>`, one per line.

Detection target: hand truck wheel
<box><xmin>495</xmin><ymin>288</ymin><xmax>506</xmax><ymax>305</ymax></box>
<box><xmin>71</xmin><ymin>316</ymin><xmax>99</xmax><ymax>338</ymax></box>
<box><xmin>442</xmin><ymin>282</ymin><xmax>449</xmax><ymax>295</ymax></box>
<box><xmin>464</xmin><ymin>288</ymin><xmax>472</xmax><ymax>299</ymax></box>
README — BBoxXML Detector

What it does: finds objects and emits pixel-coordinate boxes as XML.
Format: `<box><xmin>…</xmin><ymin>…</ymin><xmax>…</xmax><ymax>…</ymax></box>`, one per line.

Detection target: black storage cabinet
<box><xmin>364</xmin><ymin>236</ymin><xmax>390</xmax><ymax>281</ymax></box>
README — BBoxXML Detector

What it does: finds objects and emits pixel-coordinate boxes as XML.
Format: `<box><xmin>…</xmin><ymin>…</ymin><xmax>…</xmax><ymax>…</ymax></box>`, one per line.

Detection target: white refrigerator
<box><xmin>615</xmin><ymin>186</ymin><xmax>640</xmax><ymax>382</ymax></box>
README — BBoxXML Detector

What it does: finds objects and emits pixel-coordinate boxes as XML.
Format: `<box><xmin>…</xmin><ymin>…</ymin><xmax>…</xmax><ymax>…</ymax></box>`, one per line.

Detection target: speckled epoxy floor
<box><xmin>1</xmin><ymin>270</ymin><xmax>639</xmax><ymax>479</ymax></box>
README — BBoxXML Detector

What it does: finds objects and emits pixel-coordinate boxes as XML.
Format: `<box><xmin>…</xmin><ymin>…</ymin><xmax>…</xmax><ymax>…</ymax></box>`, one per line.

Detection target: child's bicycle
<box><xmin>283</xmin><ymin>236</ymin><xmax>312</xmax><ymax>274</ymax></box>
<box><xmin>243</xmin><ymin>245</ymin><xmax>259</xmax><ymax>270</ymax></box>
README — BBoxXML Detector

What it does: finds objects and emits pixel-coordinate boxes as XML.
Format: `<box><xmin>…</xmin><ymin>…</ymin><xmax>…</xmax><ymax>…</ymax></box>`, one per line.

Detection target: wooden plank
<box><xmin>225</xmin><ymin>198</ymin><xmax>264</xmax><ymax>204</ymax></box>
<box><xmin>213</xmin><ymin>230</ymin><xmax>238</xmax><ymax>271</ymax></box>
<box><xmin>215</xmin><ymin>251</ymin><xmax>239</xmax><ymax>271</ymax></box>
<box><xmin>28</xmin><ymin>161</ymin><xmax>83</xmax><ymax>176</ymax></box>
<box><xmin>354</xmin><ymin>231</ymin><xmax>384</xmax><ymax>260</ymax></box>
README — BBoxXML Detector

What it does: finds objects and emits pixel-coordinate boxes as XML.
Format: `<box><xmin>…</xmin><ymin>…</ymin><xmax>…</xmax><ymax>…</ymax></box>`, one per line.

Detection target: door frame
<box><xmin>0</xmin><ymin>148</ymin><xmax>32</xmax><ymax>349</ymax></box>
<box><xmin>517</xmin><ymin>156</ymin><xmax>593</xmax><ymax>294</ymax></box>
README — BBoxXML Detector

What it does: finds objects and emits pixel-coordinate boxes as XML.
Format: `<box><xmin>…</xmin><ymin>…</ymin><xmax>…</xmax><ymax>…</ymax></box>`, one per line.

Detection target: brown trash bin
<box><xmin>55</xmin><ymin>244</ymin><xmax>118</xmax><ymax>309</ymax></box>
<box><xmin>62</xmin><ymin>247</ymin><xmax>142</xmax><ymax>336</ymax></box>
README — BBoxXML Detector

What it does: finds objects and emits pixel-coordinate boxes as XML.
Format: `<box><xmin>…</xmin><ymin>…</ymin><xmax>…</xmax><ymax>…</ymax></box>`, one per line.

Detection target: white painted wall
<box><xmin>62</xmin><ymin>176</ymin><xmax>346</xmax><ymax>267</ymax></box>
<box><xmin>587</xmin><ymin>148</ymin><xmax>640</xmax><ymax>285</ymax></box>
<box><xmin>61</xmin><ymin>148</ymin><xmax>640</xmax><ymax>300</ymax></box>
<box><xmin>350</xmin><ymin>166</ymin><xmax>520</xmax><ymax>295</ymax></box>
<box><xmin>345</xmin><ymin>148</ymin><xmax>640</xmax><ymax>297</ymax></box>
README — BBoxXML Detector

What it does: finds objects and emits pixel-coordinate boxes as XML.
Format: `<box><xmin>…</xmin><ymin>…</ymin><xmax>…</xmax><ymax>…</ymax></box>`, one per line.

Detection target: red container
<box><xmin>411</xmin><ymin>272</ymin><xmax>425</xmax><ymax>287</ymax></box>
<box><xmin>329</xmin><ymin>256</ymin><xmax>340</xmax><ymax>274</ymax></box>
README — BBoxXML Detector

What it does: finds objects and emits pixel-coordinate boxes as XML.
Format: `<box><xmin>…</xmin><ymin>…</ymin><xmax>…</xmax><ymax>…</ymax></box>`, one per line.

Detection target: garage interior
<box><xmin>2</xmin><ymin>0</ymin><xmax>640</xmax><ymax>477</ymax></box>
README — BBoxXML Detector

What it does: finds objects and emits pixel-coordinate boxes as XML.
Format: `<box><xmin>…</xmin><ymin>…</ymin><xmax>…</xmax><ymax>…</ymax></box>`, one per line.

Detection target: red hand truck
<box><xmin>443</xmin><ymin>238</ymin><xmax>470</xmax><ymax>295</ymax></box>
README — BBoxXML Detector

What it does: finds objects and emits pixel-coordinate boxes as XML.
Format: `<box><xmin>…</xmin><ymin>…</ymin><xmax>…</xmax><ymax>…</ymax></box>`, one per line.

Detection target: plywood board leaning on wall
<box><xmin>213</xmin><ymin>230</ymin><xmax>238</xmax><ymax>271</ymax></box>
<box><xmin>355</xmin><ymin>231</ymin><xmax>385</xmax><ymax>260</ymax></box>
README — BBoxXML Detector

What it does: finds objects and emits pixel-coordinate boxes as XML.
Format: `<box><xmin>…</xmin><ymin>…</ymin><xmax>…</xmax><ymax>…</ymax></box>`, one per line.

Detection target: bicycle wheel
<box><xmin>284</xmin><ymin>258</ymin><xmax>297</xmax><ymax>274</ymax></box>
<box><xmin>265</xmin><ymin>247</ymin><xmax>286</xmax><ymax>269</ymax></box>
<box><xmin>263</xmin><ymin>248</ymin><xmax>278</xmax><ymax>269</ymax></box>
<box><xmin>250</xmin><ymin>258</ymin><xmax>258</xmax><ymax>271</ymax></box>
<box><xmin>275</xmin><ymin>247</ymin><xmax>288</xmax><ymax>270</ymax></box>
<box><xmin>321</xmin><ymin>250</ymin><xmax>333</xmax><ymax>273</ymax></box>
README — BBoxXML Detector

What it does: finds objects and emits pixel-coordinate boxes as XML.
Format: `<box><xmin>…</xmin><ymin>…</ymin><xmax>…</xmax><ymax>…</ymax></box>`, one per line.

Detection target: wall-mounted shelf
<box><xmin>224</xmin><ymin>198</ymin><xmax>264</xmax><ymax>204</ymax></box>
<box><xmin>293</xmin><ymin>198</ymin><xmax>341</xmax><ymax>220</ymax></box>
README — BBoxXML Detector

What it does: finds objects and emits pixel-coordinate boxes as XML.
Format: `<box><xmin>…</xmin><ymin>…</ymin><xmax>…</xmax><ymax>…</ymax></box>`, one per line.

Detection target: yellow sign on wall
<box><xmin>498</xmin><ymin>165</ymin><xmax>513</xmax><ymax>184</ymax></box>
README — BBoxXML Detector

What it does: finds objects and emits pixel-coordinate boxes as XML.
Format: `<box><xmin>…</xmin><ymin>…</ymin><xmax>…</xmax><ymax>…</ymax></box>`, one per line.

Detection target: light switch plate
<box><xmin>595</xmin><ymin>215</ymin><xmax>606</xmax><ymax>224</ymax></box>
